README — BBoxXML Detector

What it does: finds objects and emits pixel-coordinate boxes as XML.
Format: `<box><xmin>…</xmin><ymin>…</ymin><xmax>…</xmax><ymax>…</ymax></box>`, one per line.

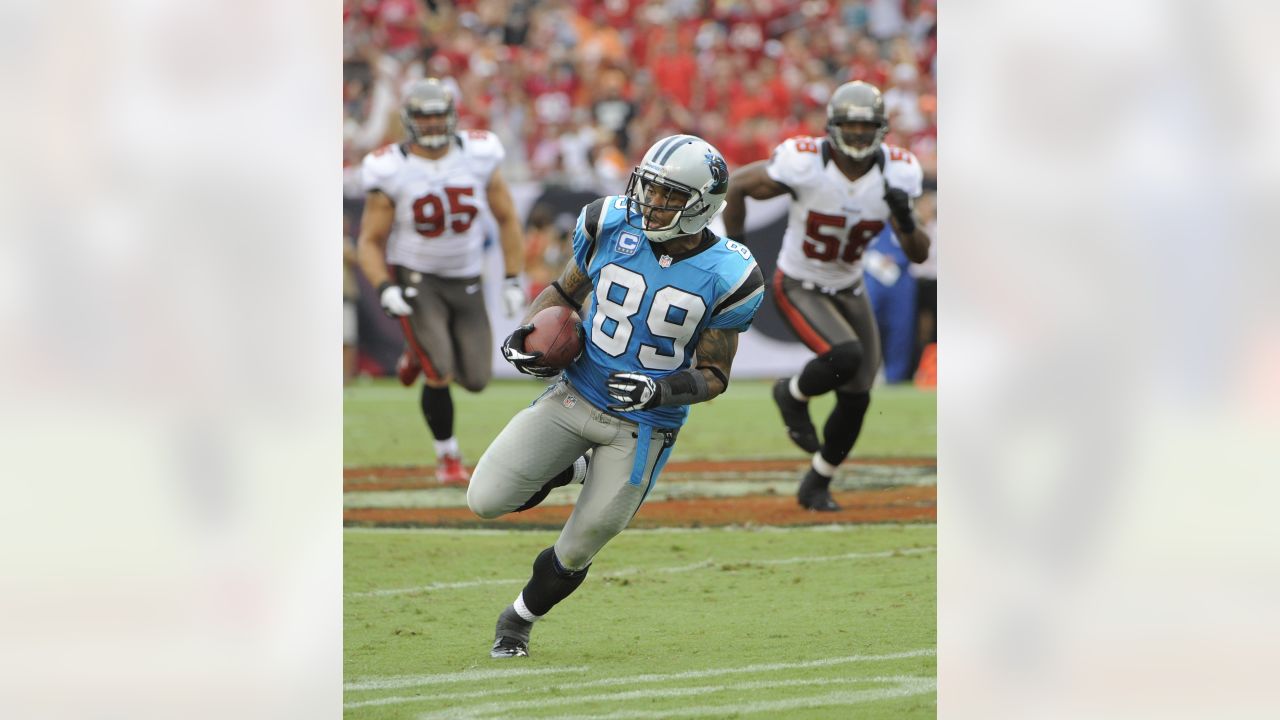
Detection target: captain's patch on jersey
<box><xmin>616</xmin><ymin>232</ymin><xmax>640</xmax><ymax>256</ymax></box>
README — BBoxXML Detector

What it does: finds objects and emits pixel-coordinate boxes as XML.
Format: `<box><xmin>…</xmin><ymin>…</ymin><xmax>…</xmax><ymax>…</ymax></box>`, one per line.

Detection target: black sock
<box><xmin>521</xmin><ymin>546</ymin><xmax>590</xmax><ymax>617</ymax></box>
<box><xmin>515</xmin><ymin>463</ymin><xmax>578</xmax><ymax>513</ymax></box>
<box><xmin>420</xmin><ymin>385</ymin><xmax>454</xmax><ymax>440</ymax></box>
<box><xmin>819</xmin><ymin>391</ymin><xmax>871</xmax><ymax>466</ymax></box>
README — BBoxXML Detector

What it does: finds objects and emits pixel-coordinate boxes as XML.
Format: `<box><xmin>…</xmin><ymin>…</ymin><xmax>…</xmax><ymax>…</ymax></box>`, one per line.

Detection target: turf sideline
<box><xmin>347</xmin><ymin>546</ymin><xmax>936</xmax><ymax>598</ymax></box>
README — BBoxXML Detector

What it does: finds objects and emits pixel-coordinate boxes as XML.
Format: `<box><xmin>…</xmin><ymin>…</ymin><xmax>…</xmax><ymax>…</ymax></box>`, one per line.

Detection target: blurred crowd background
<box><xmin>342</xmin><ymin>0</ymin><xmax>938</xmax><ymax>382</ymax></box>
<box><xmin>343</xmin><ymin>0</ymin><xmax>936</xmax><ymax>188</ymax></box>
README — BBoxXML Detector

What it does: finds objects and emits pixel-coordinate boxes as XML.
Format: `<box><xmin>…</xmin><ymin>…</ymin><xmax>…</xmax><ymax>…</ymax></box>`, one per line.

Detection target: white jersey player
<box><xmin>355</xmin><ymin>78</ymin><xmax>526</xmax><ymax>485</ymax></box>
<box><xmin>362</xmin><ymin>126</ymin><xmax>505</xmax><ymax>278</ymax></box>
<box><xmin>769</xmin><ymin>134</ymin><xmax>924</xmax><ymax>290</ymax></box>
<box><xmin>723</xmin><ymin>81</ymin><xmax>931</xmax><ymax>512</ymax></box>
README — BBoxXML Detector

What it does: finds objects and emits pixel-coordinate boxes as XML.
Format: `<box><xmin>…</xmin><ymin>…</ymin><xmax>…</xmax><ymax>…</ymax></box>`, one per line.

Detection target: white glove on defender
<box><xmin>502</xmin><ymin>276</ymin><xmax>526</xmax><ymax>319</ymax></box>
<box><xmin>379</xmin><ymin>283</ymin><xmax>415</xmax><ymax>317</ymax></box>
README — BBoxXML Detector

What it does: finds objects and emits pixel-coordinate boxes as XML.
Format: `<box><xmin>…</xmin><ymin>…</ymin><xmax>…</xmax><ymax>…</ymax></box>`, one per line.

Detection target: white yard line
<box><xmin>345</xmin><ymin>649</ymin><xmax>936</xmax><ymax>708</ymax></box>
<box><xmin>344</xmin><ymin>665</ymin><xmax>591</xmax><ymax>692</ymax></box>
<box><xmin>531</xmin><ymin>680</ymin><xmax>937</xmax><ymax>720</ymax></box>
<box><xmin>410</xmin><ymin>674</ymin><xmax>935</xmax><ymax>719</ymax></box>
<box><xmin>347</xmin><ymin>546</ymin><xmax>935</xmax><ymax>598</ymax></box>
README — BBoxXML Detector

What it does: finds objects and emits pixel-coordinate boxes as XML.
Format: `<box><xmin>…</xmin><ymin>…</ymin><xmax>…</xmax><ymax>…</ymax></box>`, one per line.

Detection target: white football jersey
<box><xmin>767</xmin><ymin>137</ymin><xmax>922</xmax><ymax>289</ymax></box>
<box><xmin>361</xmin><ymin>131</ymin><xmax>505</xmax><ymax>278</ymax></box>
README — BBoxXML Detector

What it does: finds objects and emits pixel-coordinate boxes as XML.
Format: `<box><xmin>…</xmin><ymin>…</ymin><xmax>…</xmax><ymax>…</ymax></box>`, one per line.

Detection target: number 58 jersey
<box><xmin>563</xmin><ymin>196</ymin><xmax>765</xmax><ymax>429</ymax></box>
<box><xmin>768</xmin><ymin>137</ymin><xmax>923</xmax><ymax>290</ymax></box>
<box><xmin>360</xmin><ymin>131</ymin><xmax>505</xmax><ymax>278</ymax></box>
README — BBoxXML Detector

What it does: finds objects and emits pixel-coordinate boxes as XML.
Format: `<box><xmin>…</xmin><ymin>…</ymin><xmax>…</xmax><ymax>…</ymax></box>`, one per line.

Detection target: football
<box><xmin>523</xmin><ymin>305</ymin><xmax>583</xmax><ymax>369</ymax></box>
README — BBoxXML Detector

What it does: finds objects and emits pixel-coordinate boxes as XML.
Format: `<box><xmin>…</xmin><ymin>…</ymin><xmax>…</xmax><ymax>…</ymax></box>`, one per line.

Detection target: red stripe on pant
<box><xmin>399</xmin><ymin>316</ymin><xmax>443</xmax><ymax>383</ymax></box>
<box><xmin>772</xmin><ymin>269</ymin><xmax>831</xmax><ymax>355</ymax></box>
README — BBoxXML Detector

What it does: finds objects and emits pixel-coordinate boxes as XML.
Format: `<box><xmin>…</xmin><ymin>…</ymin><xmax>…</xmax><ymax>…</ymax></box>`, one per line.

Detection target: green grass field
<box><xmin>345</xmin><ymin>377</ymin><xmax>936</xmax><ymax>717</ymax></box>
<box><xmin>345</xmin><ymin>524</ymin><xmax>936</xmax><ymax>718</ymax></box>
<box><xmin>344</xmin><ymin>378</ymin><xmax>936</xmax><ymax>466</ymax></box>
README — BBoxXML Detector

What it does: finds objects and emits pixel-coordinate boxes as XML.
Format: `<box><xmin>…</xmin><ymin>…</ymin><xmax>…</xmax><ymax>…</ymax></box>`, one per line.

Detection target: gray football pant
<box><xmin>393</xmin><ymin>267</ymin><xmax>493</xmax><ymax>391</ymax></box>
<box><xmin>467</xmin><ymin>377</ymin><xmax>676</xmax><ymax>571</ymax></box>
<box><xmin>772</xmin><ymin>270</ymin><xmax>881</xmax><ymax>393</ymax></box>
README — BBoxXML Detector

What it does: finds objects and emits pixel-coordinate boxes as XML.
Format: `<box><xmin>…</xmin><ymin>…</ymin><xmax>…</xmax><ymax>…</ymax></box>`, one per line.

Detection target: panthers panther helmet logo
<box><xmin>705</xmin><ymin>152</ymin><xmax>729</xmax><ymax>195</ymax></box>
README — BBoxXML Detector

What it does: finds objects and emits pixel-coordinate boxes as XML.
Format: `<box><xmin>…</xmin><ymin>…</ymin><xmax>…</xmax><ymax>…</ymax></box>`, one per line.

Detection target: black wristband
<box><xmin>377</xmin><ymin>280</ymin><xmax>393</xmax><ymax>294</ymax></box>
<box><xmin>654</xmin><ymin>368</ymin><xmax>712</xmax><ymax>407</ymax></box>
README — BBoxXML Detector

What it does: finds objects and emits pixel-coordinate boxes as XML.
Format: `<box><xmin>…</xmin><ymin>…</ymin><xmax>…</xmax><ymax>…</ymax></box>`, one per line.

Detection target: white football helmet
<box><xmin>624</xmin><ymin>135</ymin><xmax>730</xmax><ymax>243</ymax></box>
<box><xmin>401</xmin><ymin>78</ymin><xmax>457</xmax><ymax>149</ymax></box>
<box><xmin>826</xmin><ymin>81</ymin><xmax>888</xmax><ymax>160</ymax></box>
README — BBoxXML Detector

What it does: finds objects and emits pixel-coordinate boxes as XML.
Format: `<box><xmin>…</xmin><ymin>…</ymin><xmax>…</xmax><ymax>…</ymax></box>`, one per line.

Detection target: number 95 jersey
<box><xmin>768</xmin><ymin>137</ymin><xmax>923</xmax><ymax>290</ymax></box>
<box><xmin>563</xmin><ymin>196</ymin><xmax>765</xmax><ymax>429</ymax></box>
<box><xmin>360</xmin><ymin>131</ymin><xmax>505</xmax><ymax>278</ymax></box>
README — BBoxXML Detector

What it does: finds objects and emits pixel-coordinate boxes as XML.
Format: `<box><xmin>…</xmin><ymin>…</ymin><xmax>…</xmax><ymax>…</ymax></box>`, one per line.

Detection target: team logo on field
<box><xmin>563</xmin><ymin>394</ymin><xmax>577</xmax><ymax>408</ymax></box>
<box><xmin>616</xmin><ymin>232</ymin><xmax>640</xmax><ymax>255</ymax></box>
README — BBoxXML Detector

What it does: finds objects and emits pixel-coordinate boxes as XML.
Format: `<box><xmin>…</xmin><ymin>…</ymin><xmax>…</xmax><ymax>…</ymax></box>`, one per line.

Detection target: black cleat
<box><xmin>797</xmin><ymin>468</ymin><xmax>841</xmax><ymax>512</ymax></box>
<box><xmin>773</xmin><ymin>378</ymin><xmax>821</xmax><ymax>453</ymax></box>
<box><xmin>490</xmin><ymin>636</ymin><xmax>529</xmax><ymax>658</ymax></box>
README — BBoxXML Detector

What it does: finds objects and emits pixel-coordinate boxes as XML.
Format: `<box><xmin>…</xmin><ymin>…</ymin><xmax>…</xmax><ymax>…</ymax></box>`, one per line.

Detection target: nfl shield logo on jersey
<box><xmin>658</xmin><ymin>255</ymin><xmax>673</xmax><ymax>268</ymax></box>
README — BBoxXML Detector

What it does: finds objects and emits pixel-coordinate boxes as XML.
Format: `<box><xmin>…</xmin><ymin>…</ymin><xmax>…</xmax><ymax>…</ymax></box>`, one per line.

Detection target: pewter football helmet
<box><xmin>624</xmin><ymin>135</ymin><xmax>729</xmax><ymax>243</ymax></box>
<box><xmin>401</xmin><ymin>78</ymin><xmax>457</xmax><ymax>149</ymax></box>
<box><xmin>826</xmin><ymin>81</ymin><xmax>888</xmax><ymax>160</ymax></box>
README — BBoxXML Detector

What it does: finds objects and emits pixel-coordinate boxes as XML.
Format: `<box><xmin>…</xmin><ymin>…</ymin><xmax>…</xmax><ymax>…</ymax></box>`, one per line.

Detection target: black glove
<box><xmin>605</xmin><ymin>372</ymin><xmax>665</xmax><ymax>412</ymax></box>
<box><xmin>500</xmin><ymin>325</ymin><xmax>559</xmax><ymax>378</ymax></box>
<box><xmin>883</xmin><ymin>181</ymin><xmax>917</xmax><ymax>235</ymax></box>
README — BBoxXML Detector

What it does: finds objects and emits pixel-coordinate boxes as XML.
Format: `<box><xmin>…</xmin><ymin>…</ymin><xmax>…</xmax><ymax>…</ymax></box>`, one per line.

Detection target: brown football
<box><xmin>523</xmin><ymin>306</ymin><xmax>583</xmax><ymax>370</ymax></box>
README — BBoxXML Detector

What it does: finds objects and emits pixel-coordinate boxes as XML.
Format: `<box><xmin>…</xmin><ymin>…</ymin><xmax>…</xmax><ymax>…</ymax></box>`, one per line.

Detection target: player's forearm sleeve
<box><xmin>656</xmin><ymin>369</ymin><xmax>712</xmax><ymax>407</ymax></box>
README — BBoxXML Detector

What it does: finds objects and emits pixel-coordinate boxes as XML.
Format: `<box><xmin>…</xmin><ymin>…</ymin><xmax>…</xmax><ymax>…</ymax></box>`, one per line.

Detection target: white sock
<box><xmin>570</xmin><ymin>455</ymin><xmax>588</xmax><ymax>484</ymax></box>
<box><xmin>789</xmin><ymin>376</ymin><xmax>809</xmax><ymax>402</ymax></box>
<box><xmin>513</xmin><ymin>592</ymin><xmax>542</xmax><ymax>623</ymax></box>
<box><xmin>811</xmin><ymin>453</ymin><xmax>838</xmax><ymax>478</ymax></box>
<box><xmin>434</xmin><ymin>437</ymin><xmax>459</xmax><ymax>458</ymax></box>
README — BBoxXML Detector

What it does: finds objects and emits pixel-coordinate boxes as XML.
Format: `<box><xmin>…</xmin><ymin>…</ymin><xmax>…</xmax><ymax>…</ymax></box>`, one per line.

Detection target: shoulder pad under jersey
<box><xmin>765</xmin><ymin>136</ymin><xmax>827</xmax><ymax>190</ymax></box>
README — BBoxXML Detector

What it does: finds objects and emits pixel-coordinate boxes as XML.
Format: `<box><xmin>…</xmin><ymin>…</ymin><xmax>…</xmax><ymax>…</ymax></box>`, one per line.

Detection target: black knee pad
<box><xmin>824</xmin><ymin>341</ymin><xmax>864</xmax><ymax>381</ymax></box>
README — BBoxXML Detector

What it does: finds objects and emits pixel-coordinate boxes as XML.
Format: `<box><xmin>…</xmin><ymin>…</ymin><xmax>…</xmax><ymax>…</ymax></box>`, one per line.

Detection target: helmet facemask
<box><xmin>827</xmin><ymin>118</ymin><xmax>888</xmax><ymax>160</ymax></box>
<box><xmin>625</xmin><ymin>170</ymin><xmax>701</xmax><ymax>244</ymax></box>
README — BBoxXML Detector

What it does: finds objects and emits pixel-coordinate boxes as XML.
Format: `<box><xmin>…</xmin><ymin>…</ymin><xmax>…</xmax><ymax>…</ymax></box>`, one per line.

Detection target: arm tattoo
<box><xmin>694</xmin><ymin>329</ymin><xmax>738</xmax><ymax>395</ymax></box>
<box><xmin>525</xmin><ymin>260</ymin><xmax>592</xmax><ymax>318</ymax></box>
<box><xmin>559</xmin><ymin>261</ymin><xmax>592</xmax><ymax>305</ymax></box>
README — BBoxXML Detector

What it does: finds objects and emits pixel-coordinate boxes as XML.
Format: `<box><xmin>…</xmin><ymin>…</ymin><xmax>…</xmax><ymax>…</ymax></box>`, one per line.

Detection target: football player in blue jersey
<box><xmin>467</xmin><ymin>135</ymin><xmax>766</xmax><ymax>659</ymax></box>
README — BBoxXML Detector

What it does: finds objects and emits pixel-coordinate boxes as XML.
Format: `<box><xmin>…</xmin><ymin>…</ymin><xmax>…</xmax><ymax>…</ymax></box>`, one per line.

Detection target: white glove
<box><xmin>379</xmin><ymin>282</ymin><xmax>414</xmax><ymax>317</ymax></box>
<box><xmin>606</xmin><ymin>371</ymin><xmax>662</xmax><ymax>412</ymax></box>
<box><xmin>501</xmin><ymin>276</ymin><xmax>525</xmax><ymax>319</ymax></box>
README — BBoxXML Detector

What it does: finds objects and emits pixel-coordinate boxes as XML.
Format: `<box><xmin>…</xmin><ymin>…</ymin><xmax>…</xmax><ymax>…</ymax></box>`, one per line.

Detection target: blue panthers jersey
<box><xmin>563</xmin><ymin>195</ymin><xmax>765</xmax><ymax>429</ymax></box>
